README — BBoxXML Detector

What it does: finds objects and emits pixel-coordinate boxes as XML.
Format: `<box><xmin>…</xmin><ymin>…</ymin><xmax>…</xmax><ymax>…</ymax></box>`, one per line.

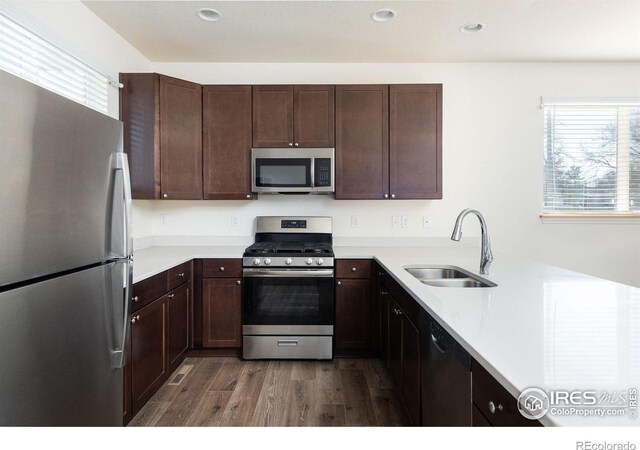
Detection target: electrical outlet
<box><xmin>159</xmin><ymin>214</ymin><xmax>167</xmax><ymax>226</ymax></box>
<box><xmin>351</xmin><ymin>216</ymin><xmax>361</xmax><ymax>228</ymax></box>
<box><xmin>423</xmin><ymin>216</ymin><xmax>431</xmax><ymax>228</ymax></box>
<box><xmin>401</xmin><ymin>216</ymin><xmax>409</xmax><ymax>228</ymax></box>
<box><xmin>230</xmin><ymin>216</ymin><xmax>239</xmax><ymax>228</ymax></box>
<box><xmin>392</xmin><ymin>216</ymin><xmax>401</xmax><ymax>228</ymax></box>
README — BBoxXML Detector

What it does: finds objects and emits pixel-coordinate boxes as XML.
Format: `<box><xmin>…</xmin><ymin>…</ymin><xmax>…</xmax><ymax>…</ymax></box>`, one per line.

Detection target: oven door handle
<box><xmin>243</xmin><ymin>269</ymin><xmax>334</xmax><ymax>278</ymax></box>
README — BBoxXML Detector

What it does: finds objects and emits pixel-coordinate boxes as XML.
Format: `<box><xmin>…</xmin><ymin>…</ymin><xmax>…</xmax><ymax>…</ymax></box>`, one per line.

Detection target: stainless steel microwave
<box><xmin>251</xmin><ymin>148</ymin><xmax>335</xmax><ymax>194</ymax></box>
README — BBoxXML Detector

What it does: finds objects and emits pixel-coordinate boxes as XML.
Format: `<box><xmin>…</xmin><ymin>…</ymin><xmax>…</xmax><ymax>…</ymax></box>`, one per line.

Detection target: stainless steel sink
<box><xmin>404</xmin><ymin>266</ymin><xmax>497</xmax><ymax>288</ymax></box>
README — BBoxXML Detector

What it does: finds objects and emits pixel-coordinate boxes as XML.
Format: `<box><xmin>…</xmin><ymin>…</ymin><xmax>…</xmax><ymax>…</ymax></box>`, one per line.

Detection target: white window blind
<box><xmin>543</xmin><ymin>99</ymin><xmax>640</xmax><ymax>213</ymax></box>
<box><xmin>0</xmin><ymin>13</ymin><xmax>109</xmax><ymax>114</ymax></box>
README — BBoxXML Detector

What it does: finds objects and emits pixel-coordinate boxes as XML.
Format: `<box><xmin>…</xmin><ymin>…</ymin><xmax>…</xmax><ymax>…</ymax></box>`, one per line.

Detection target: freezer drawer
<box><xmin>0</xmin><ymin>261</ymin><xmax>129</xmax><ymax>426</ymax></box>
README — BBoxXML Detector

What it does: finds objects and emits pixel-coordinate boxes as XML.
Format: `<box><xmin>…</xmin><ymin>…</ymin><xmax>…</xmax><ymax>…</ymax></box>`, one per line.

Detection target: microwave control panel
<box><xmin>314</xmin><ymin>158</ymin><xmax>332</xmax><ymax>187</ymax></box>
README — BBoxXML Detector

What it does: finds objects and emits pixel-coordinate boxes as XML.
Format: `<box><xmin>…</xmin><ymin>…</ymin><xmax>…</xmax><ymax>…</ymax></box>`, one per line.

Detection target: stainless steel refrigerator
<box><xmin>0</xmin><ymin>70</ymin><xmax>132</xmax><ymax>426</ymax></box>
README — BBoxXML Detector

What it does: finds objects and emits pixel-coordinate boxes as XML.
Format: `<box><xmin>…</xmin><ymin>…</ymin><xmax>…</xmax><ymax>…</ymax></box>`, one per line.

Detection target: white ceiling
<box><xmin>83</xmin><ymin>0</ymin><xmax>640</xmax><ymax>63</ymax></box>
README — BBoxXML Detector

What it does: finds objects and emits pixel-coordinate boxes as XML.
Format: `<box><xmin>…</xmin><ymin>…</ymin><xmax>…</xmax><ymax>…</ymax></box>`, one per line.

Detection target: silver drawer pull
<box><xmin>132</xmin><ymin>296</ymin><xmax>139</xmax><ymax>302</ymax></box>
<box><xmin>219</xmin><ymin>266</ymin><xmax>225</xmax><ymax>272</ymax></box>
<box><xmin>351</xmin><ymin>267</ymin><xmax>357</xmax><ymax>272</ymax></box>
<box><xmin>277</xmin><ymin>340</ymin><xmax>299</xmax><ymax>347</ymax></box>
<box><xmin>168</xmin><ymin>293</ymin><xmax>175</xmax><ymax>298</ymax></box>
<box><xmin>176</xmin><ymin>272</ymin><xmax>185</xmax><ymax>277</ymax></box>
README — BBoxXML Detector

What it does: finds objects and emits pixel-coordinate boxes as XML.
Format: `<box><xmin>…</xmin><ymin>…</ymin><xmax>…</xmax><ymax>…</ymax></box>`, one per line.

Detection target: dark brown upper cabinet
<box><xmin>120</xmin><ymin>73</ymin><xmax>203</xmax><ymax>200</ymax></box>
<box><xmin>253</xmin><ymin>85</ymin><xmax>335</xmax><ymax>148</ymax></box>
<box><xmin>335</xmin><ymin>85</ymin><xmax>389</xmax><ymax>199</ymax></box>
<box><xmin>335</xmin><ymin>84</ymin><xmax>443</xmax><ymax>200</ymax></box>
<box><xmin>203</xmin><ymin>85</ymin><xmax>253</xmax><ymax>200</ymax></box>
<box><xmin>390</xmin><ymin>84</ymin><xmax>442</xmax><ymax>199</ymax></box>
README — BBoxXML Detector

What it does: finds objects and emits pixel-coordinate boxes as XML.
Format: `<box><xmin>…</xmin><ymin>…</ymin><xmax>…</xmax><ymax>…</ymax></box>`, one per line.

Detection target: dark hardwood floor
<box><xmin>128</xmin><ymin>357</ymin><xmax>409</xmax><ymax>427</ymax></box>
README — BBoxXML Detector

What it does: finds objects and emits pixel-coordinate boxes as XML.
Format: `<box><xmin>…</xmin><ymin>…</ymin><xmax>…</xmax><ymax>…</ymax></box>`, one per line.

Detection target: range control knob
<box><xmin>305</xmin><ymin>258</ymin><xmax>313</xmax><ymax>265</ymax></box>
<box><xmin>285</xmin><ymin>258</ymin><xmax>293</xmax><ymax>265</ymax></box>
<box><xmin>316</xmin><ymin>258</ymin><xmax>324</xmax><ymax>266</ymax></box>
<box><xmin>253</xmin><ymin>258</ymin><xmax>261</xmax><ymax>266</ymax></box>
<box><xmin>264</xmin><ymin>258</ymin><xmax>272</xmax><ymax>266</ymax></box>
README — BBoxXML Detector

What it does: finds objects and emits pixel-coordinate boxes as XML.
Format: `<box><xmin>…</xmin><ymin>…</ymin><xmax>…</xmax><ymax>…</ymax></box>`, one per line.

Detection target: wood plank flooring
<box><xmin>129</xmin><ymin>357</ymin><xmax>409</xmax><ymax>427</ymax></box>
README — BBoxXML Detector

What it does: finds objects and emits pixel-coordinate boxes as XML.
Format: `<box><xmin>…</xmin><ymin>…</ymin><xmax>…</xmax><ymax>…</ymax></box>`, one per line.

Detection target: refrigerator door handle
<box><xmin>110</xmin><ymin>259</ymin><xmax>132</xmax><ymax>369</ymax></box>
<box><xmin>112</xmin><ymin>152</ymin><xmax>133</xmax><ymax>259</ymax></box>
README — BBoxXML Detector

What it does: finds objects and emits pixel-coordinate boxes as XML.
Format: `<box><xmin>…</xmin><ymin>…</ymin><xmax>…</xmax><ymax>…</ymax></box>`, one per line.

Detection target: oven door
<box><xmin>242</xmin><ymin>268</ymin><xmax>334</xmax><ymax>335</ymax></box>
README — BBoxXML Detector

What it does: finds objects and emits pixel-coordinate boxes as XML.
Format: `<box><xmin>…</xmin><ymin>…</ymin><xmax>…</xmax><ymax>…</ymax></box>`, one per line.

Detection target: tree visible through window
<box><xmin>543</xmin><ymin>102</ymin><xmax>640</xmax><ymax>213</ymax></box>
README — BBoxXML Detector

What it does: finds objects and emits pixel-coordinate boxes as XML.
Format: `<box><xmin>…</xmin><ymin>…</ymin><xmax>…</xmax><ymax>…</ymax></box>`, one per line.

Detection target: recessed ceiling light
<box><xmin>198</xmin><ymin>8</ymin><xmax>222</xmax><ymax>22</ymax></box>
<box><xmin>460</xmin><ymin>22</ymin><xmax>484</xmax><ymax>33</ymax></box>
<box><xmin>371</xmin><ymin>8</ymin><xmax>396</xmax><ymax>23</ymax></box>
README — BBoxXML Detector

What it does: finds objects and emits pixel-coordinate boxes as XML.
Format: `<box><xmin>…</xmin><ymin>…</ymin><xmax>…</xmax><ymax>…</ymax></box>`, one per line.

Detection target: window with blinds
<box><xmin>0</xmin><ymin>13</ymin><xmax>109</xmax><ymax>114</ymax></box>
<box><xmin>543</xmin><ymin>100</ymin><xmax>640</xmax><ymax>214</ymax></box>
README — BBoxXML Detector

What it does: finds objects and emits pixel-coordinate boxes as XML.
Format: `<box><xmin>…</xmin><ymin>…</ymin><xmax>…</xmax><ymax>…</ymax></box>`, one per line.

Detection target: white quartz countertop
<box><xmin>133</xmin><ymin>244</ymin><xmax>640</xmax><ymax>426</ymax></box>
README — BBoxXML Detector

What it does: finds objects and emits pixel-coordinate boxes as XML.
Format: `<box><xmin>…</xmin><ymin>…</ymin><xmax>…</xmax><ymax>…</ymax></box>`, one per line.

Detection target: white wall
<box><xmin>137</xmin><ymin>62</ymin><xmax>640</xmax><ymax>287</ymax></box>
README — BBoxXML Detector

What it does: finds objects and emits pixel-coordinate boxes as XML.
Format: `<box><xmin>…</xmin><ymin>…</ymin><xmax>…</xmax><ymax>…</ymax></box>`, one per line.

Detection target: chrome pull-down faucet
<box><xmin>451</xmin><ymin>209</ymin><xmax>493</xmax><ymax>275</ymax></box>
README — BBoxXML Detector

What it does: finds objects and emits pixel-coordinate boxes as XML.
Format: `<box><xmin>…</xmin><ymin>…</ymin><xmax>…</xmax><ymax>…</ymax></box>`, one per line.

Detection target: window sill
<box><xmin>540</xmin><ymin>213</ymin><xmax>640</xmax><ymax>224</ymax></box>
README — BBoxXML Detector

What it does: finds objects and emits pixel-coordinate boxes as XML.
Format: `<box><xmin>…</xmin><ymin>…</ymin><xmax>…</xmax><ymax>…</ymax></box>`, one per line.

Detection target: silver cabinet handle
<box><xmin>132</xmin><ymin>296</ymin><xmax>139</xmax><ymax>302</ymax></box>
<box><xmin>219</xmin><ymin>266</ymin><xmax>225</xmax><ymax>272</ymax></box>
<box><xmin>236</xmin><ymin>280</ymin><xmax>241</xmax><ymax>285</ymax></box>
<box><xmin>246</xmin><ymin>194</ymin><xmax>251</xmax><ymax>199</ymax></box>
<box><xmin>351</xmin><ymin>267</ymin><xmax>357</xmax><ymax>272</ymax></box>
<box><xmin>176</xmin><ymin>272</ymin><xmax>185</xmax><ymax>277</ymax></box>
<box><xmin>294</xmin><ymin>143</ymin><xmax>299</xmax><ymax>147</ymax></box>
<box><xmin>131</xmin><ymin>314</ymin><xmax>140</xmax><ymax>324</ymax></box>
<box><xmin>168</xmin><ymin>293</ymin><xmax>175</xmax><ymax>298</ymax></box>
<box><xmin>163</xmin><ymin>194</ymin><xmax>168</xmax><ymax>198</ymax></box>
<box><xmin>131</xmin><ymin>317</ymin><xmax>136</xmax><ymax>324</ymax></box>
<box><xmin>488</xmin><ymin>401</ymin><xmax>504</xmax><ymax>414</ymax></box>
<box><xmin>384</xmin><ymin>194</ymin><xmax>389</xmax><ymax>198</ymax></box>
<box><xmin>391</xmin><ymin>194</ymin><xmax>396</xmax><ymax>199</ymax></box>
<box><xmin>337</xmin><ymin>281</ymin><xmax>342</xmax><ymax>286</ymax></box>
<box><xmin>288</xmin><ymin>143</ymin><xmax>293</xmax><ymax>147</ymax></box>
<box><xmin>394</xmin><ymin>308</ymin><xmax>403</xmax><ymax>316</ymax></box>
<box><xmin>277</xmin><ymin>340</ymin><xmax>298</xmax><ymax>347</ymax></box>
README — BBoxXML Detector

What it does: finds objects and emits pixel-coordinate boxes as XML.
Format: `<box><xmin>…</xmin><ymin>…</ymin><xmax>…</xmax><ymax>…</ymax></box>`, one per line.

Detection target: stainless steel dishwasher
<box><xmin>420</xmin><ymin>309</ymin><xmax>472</xmax><ymax>426</ymax></box>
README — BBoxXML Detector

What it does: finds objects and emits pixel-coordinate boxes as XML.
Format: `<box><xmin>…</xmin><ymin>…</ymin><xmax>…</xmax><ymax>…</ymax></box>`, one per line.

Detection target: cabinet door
<box><xmin>335</xmin><ymin>278</ymin><xmax>372</xmax><ymax>351</ymax></box>
<box><xmin>335</xmin><ymin>85</ymin><xmax>389</xmax><ymax>199</ymax></box>
<box><xmin>159</xmin><ymin>75</ymin><xmax>203</xmax><ymax>199</ymax></box>
<box><xmin>202</xmin><ymin>278</ymin><xmax>242</xmax><ymax>348</ymax></box>
<box><xmin>380</xmin><ymin>289</ymin><xmax>390</xmax><ymax>364</ymax></box>
<box><xmin>293</xmin><ymin>85</ymin><xmax>335</xmax><ymax>148</ymax></box>
<box><xmin>402</xmin><ymin>317</ymin><xmax>421</xmax><ymax>426</ymax></box>
<box><xmin>389</xmin><ymin>84</ymin><xmax>442</xmax><ymax>199</ymax></box>
<box><xmin>253</xmin><ymin>85</ymin><xmax>294</xmax><ymax>147</ymax></box>
<box><xmin>388</xmin><ymin>297</ymin><xmax>403</xmax><ymax>386</ymax></box>
<box><xmin>131</xmin><ymin>297</ymin><xmax>166</xmax><ymax>412</ymax></box>
<box><xmin>203</xmin><ymin>86</ymin><xmax>253</xmax><ymax>200</ymax></box>
<box><xmin>167</xmin><ymin>283</ymin><xmax>190</xmax><ymax>372</ymax></box>
<box><xmin>120</xmin><ymin>73</ymin><xmax>160</xmax><ymax>199</ymax></box>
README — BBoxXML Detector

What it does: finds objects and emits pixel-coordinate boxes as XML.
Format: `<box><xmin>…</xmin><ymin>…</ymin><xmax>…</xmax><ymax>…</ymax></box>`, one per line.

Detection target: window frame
<box><xmin>540</xmin><ymin>97</ymin><xmax>640</xmax><ymax>222</ymax></box>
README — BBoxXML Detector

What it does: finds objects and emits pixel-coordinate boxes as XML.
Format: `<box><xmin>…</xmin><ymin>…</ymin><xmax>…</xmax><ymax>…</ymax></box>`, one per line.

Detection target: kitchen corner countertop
<box><xmin>133</xmin><ymin>245</ymin><xmax>640</xmax><ymax>427</ymax></box>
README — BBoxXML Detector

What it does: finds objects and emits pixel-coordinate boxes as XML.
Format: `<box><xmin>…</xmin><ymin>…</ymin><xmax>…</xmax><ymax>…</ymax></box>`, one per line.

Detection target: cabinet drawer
<box><xmin>336</xmin><ymin>259</ymin><xmax>371</xmax><ymax>279</ymax></box>
<box><xmin>202</xmin><ymin>258</ymin><xmax>242</xmax><ymax>277</ymax></box>
<box><xmin>167</xmin><ymin>261</ymin><xmax>192</xmax><ymax>291</ymax></box>
<box><xmin>472</xmin><ymin>360</ymin><xmax>541</xmax><ymax>427</ymax></box>
<box><xmin>131</xmin><ymin>271</ymin><xmax>168</xmax><ymax>313</ymax></box>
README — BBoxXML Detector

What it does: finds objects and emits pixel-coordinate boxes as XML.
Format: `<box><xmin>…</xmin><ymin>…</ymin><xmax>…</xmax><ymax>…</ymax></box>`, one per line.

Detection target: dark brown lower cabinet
<box><xmin>202</xmin><ymin>278</ymin><xmax>242</xmax><ymax>348</ymax></box>
<box><xmin>167</xmin><ymin>283</ymin><xmax>190</xmax><ymax>372</ymax></box>
<box><xmin>473</xmin><ymin>405</ymin><xmax>492</xmax><ymax>426</ymax></box>
<box><xmin>131</xmin><ymin>296</ymin><xmax>166</xmax><ymax>413</ymax></box>
<box><xmin>402</xmin><ymin>317</ymin><xmax>421</xmax><ymax>425</ymax></box>
<box><xmin>335</xmin><ymin>278</ymin><xmax>372</xmax><ymax>353</ymax></box>
<box><xmin>386</xmin><ymin>294</ymin><xmax>421</xmax><ymax>425</ymax></box>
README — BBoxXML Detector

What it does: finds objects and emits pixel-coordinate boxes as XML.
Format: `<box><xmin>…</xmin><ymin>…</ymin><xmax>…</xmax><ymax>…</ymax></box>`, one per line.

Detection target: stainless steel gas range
<box><xmin>242</xmin><ymin>216</ymin><xmax>334</xmax><ymax>360</ymax></box>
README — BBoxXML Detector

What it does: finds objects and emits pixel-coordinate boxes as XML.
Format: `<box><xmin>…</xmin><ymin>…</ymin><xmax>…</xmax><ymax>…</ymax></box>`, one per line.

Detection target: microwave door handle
<box><xmin>310</xmin><ymin>157</ymin><xmax>315</xmax><ymax>189</ymax></box>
